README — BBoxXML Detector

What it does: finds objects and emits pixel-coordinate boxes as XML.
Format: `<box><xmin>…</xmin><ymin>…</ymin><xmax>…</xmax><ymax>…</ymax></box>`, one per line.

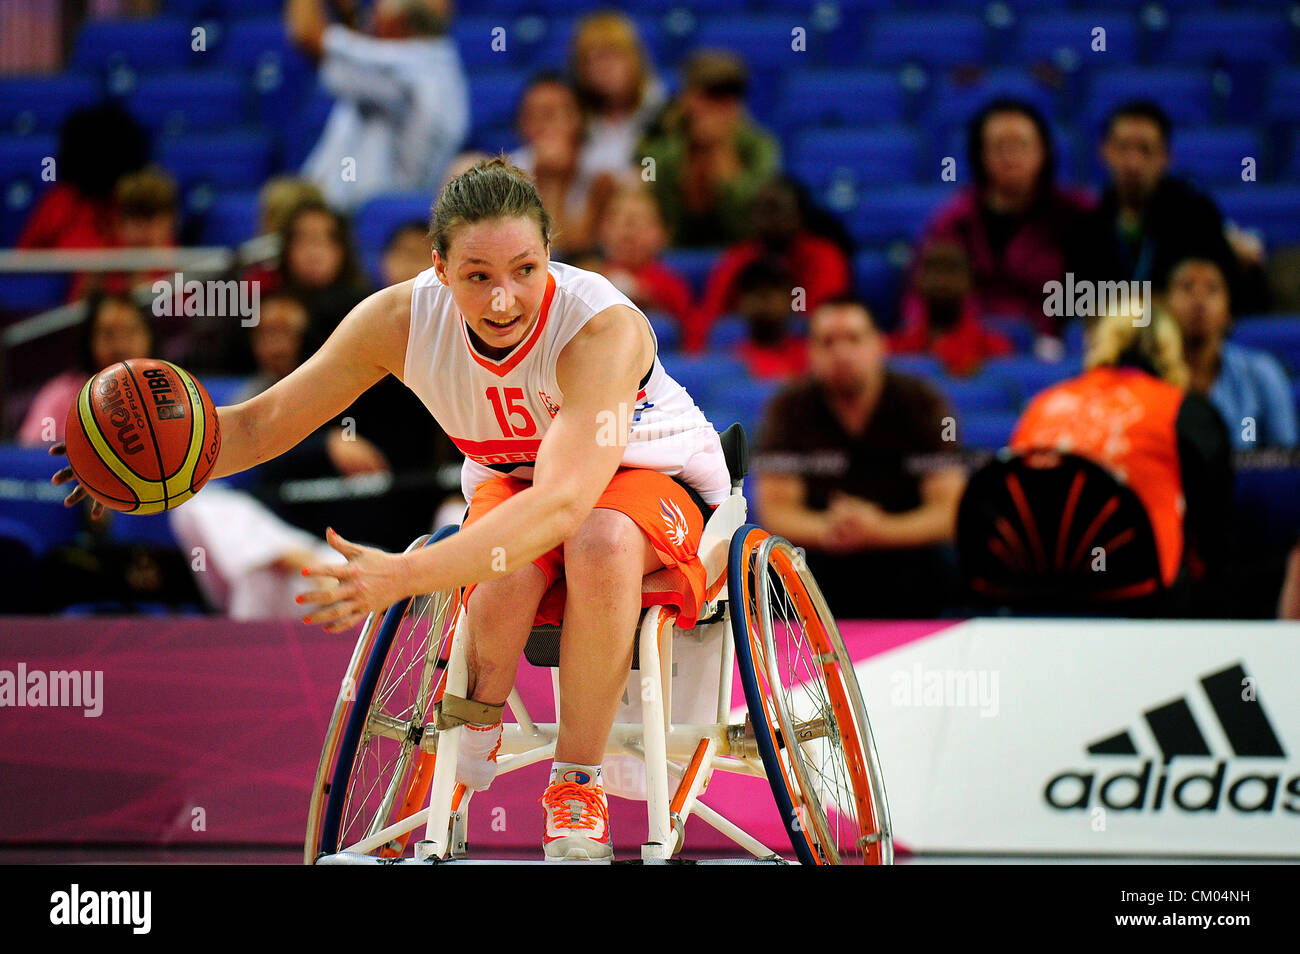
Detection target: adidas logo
<box><xmin>1044</xmin><ymin>663</ymin><xmax>1300</xmax><ymax>815</ymax></box>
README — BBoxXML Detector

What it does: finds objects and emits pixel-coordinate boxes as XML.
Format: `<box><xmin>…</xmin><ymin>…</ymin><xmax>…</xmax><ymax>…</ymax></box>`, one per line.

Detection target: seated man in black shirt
<box><xmin>1071</xmin><ymin>100</ymin><xmax>1267</xmax><ymax>313</ymax></box>
<box><xmin>753</xmin><ymin>296</ymin><xmax>967</xmax><ymax>618</ymax></box>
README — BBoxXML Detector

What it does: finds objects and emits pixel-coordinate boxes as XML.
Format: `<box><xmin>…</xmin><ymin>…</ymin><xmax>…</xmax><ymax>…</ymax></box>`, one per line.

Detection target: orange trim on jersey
<box><xmin>459</xmin><ymin>271</ymin><xmax>557</xmax><ymax>378</ymax></box>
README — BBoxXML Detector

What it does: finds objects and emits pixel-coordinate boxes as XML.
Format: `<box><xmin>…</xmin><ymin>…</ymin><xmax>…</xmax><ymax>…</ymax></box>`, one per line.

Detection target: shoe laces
<box><xmin>541</xmin><ymin>782</ymin><xmax>608</xmax><ymax>831</ymax></box>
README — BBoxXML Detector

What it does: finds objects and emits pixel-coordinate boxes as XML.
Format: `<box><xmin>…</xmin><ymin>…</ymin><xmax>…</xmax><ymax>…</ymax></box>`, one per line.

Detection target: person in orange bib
<box><xmin>1009</xmin><ymin>307</ymin><xmax>1232</xmax><ymax>609</ymax></box>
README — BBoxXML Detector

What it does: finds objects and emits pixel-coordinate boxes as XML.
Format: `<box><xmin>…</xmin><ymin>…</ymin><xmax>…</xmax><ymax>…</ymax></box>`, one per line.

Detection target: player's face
<box><xmin>436</xmin><ymin>216</ymin><xmax>550</xmax><ymax>354</ymax></box>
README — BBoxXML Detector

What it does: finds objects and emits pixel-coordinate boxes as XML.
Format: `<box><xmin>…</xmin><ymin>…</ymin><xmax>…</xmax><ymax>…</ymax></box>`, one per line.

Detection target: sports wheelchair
<box><xmin>305</xmin><ymin>425</ymin><xmax>892</xmax><ymax>864</ymax></box>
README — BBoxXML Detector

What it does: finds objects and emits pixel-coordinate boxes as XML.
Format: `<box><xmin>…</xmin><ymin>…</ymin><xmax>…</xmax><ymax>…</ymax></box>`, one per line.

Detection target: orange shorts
<box><xmin>460</xmin><ymin>467</ymin><xmax>715</xmax><ymax>627</ymax></box>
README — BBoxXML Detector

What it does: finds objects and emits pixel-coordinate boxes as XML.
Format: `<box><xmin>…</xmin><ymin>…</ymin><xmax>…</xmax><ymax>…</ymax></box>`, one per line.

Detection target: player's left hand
<box><xmin>298</xmin><ymin>527</ymin><xmax>410</xmax><ymax>633</ymax></box>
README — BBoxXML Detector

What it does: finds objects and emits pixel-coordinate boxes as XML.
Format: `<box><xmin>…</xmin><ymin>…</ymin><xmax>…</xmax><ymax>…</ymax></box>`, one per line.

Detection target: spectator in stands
<box><xmin>569</xmin><ymin>11</ymin><xmax>667</xmax><ymax>173</ymax></box>
<box><xmin>731</xmin><ymin>258</ymin><xmax>807</xmax><ymax>381</ymax></box>
<box><xmin>288</xmin><ymin>0</ymin><xmax>468</xmax><ymax>211</ymax></box>
<box><xmin>905</xmin><ymin>98</ymin><xmax>1090</xmax><ymax>352</ymax></box>
<box><xmin>891</xmin><ymin>239</ymin><xmax>1013</xmax><ymax>377</ymax></box>
<box><xmin>69</xmin><ymin>166</ymin><xmax>180</xmax><ymax>301</ymax></box>
<box><xmin>381</xmin><ymin>220</ymin><xmax>434</xmax><ymax>286</ymax></box>
<box><xmin>1009</xmin><ymin>307</ymin><xmax>1232</xmax><ymax>615</ymax></box>
<box><xmin>18</xmin><ymin>292</ymin><xmax>153</xmax><ymax>445</ymax></box>
<box><xmin>272</xmin><ymin>198</ymin><xmax>370</xmax><ymax>345</ymax></box>
<box><xmin>234</xmin><ymin>291</ymin><xmax>312</xmax><ymax>403</ymax></box>
<box><xmin>585</xmin><ymin>182</ymin><xmax>693</xmax><ymax>326</ymax></box>
<box><xmin>509</xmin><ymin>74</ymin><xmax>620</xmax><ymax>258</ymax></box>
<box><xmin>257</xmin><ymin>176</ymin><xmax>325</xmax><ymax>237</ymax></box>
<box><xmin>1072</xmin><ymin>101</ymin><xmax>1268</xmax><ymax>315</ymax></box>
<box><xmin>691</xmin><ymin>177</ymin><xmax>849</xmax><ymax>352</ymax></box>
<box><xmin>755</xmin><ymin>297</ymin><xmax>966</xmax><ymax>618</ymax></box>
<box><xmin>640</xmin><ymin>49</ymin><xmax>781</xmax><ymax>248</ymax></box>
<box><xmin>1164</xmin><ymin>256</ymin><xmax>1297</xmax><ymax>449</ymax></box>
<box><xmin>17</xmin><ymin>102</ymin><xmax>148</xmax><ymax>253</ymax></box>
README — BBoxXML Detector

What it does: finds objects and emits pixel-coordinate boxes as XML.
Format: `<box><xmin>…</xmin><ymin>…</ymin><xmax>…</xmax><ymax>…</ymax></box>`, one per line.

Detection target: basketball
<box><xmin>63</xmin><ymin>358</ymin><xmax>221</xmax><ymax>515</ymax></box>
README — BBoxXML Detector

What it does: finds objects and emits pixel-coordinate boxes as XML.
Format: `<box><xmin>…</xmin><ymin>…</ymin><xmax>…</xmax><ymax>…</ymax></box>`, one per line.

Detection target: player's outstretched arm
<box><xmin>299</xmin><ymin>304</ymin><xmax>654</xmax><ymax>633</ymax></box>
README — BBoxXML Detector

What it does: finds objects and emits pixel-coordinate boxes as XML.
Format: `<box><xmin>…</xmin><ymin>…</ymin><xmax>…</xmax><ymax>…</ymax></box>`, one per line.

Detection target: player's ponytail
<box><xmin>429</xmin><ymin>154</ymin><xmax>552</xmax><ymax>259</ymax></box>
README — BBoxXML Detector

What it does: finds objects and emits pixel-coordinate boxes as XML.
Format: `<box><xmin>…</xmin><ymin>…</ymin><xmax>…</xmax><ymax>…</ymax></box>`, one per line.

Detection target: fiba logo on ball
<box><xmin>63</xmin><ymin>358</ymin><xmax>222</xmax><ymax>515</ymax></box>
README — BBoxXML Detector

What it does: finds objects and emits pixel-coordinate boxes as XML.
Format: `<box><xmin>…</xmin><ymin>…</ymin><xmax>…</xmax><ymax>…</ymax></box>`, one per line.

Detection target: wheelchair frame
<box><xmin>307</xmin><ymin>438</ymin><xmax>892</xmax><ymax>865</ymax></box>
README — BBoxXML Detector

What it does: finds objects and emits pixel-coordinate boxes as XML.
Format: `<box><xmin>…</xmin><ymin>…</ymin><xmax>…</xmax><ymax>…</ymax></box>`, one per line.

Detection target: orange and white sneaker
<box><xmin>540</xmin><ymin>776</ymin><xmax>613</xmax><ymax>862</ymax></box>
<box><xmin>455</xmin><ymin>722</ymin><xmax>502</xmax><ymax>792</ymax></box>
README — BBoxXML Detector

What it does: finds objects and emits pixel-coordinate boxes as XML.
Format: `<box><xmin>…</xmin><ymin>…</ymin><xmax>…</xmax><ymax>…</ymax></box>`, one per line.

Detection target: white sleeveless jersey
<box><xmin>403</xmin><ymin>260</ymin><xmax>730</xmax><ymax>506</ymax></box>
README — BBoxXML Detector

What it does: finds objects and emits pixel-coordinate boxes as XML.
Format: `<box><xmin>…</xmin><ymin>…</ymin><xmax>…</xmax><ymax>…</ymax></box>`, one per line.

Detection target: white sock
<box><xmin>549</xmin><ymin>762</ymin><xmax>602</xmax><ymax>788</ymax></box>
<box><xmin>456</xmin><ymin>720</ymin><xmax>502</xmax><ymax>792</ymax></box>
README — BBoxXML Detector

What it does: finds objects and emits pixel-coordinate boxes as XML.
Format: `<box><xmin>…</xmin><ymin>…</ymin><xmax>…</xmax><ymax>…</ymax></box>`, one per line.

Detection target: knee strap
<box><xmin>435</xmin><ymin>694</ymin><xmax>504</xmax><ymax>731</ymax></box>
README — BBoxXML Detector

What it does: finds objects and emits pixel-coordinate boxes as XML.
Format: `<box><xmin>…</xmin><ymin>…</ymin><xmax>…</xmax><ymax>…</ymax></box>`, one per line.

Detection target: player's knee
<box><xmin>564</xmin><ymin>509</ymin><xmax>642</xmax><ymax>576</ymax></box>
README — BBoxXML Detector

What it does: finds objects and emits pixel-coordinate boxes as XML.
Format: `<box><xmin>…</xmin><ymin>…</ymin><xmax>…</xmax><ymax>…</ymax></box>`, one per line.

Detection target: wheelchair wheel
<box><xmin>728</xmin><ymin>524</ymin><xmax>893</xmax><ymax>865</ymax></box>
<box><xmin>305</xmin><ymin>525</ymin><xmax>462</xmax><ymax>863</ymax></box>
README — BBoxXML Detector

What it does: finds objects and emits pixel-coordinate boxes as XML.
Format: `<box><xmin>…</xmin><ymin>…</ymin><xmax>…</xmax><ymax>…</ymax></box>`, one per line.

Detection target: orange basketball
<box><xmin>63</xmin><ymin>358</ymin><xmax>221</xmax><ymax>514</ymax></box>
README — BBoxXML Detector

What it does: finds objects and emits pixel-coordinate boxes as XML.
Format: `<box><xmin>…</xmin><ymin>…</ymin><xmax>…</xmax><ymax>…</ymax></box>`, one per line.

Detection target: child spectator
<box><xmin>381</xmin><ymin>220</ymin><xmax>434</xmax><ymax>286</ymax></box>
<box><xmin>731</xmin><ymin>258</ymin><xmax>807</xmax><ymax>381</ymax></box>
<box><xmin>18</xmin><ymin>293</ymin><xmax>153</xmax><ymax>445</ymax></box>
<box><xmin>890</xmin><ymin>240</ymin><xmax>1013</xmax><ymax>377</ymax></box>
<box><xmin>588</xmin><ymin>183</ymin><xmax>693</xmax><ymax>325</ymax></box>
<box><xmin>692</xmin><ymin>177</ymin><xmax>849</xmax><ymax>351</ymax></box>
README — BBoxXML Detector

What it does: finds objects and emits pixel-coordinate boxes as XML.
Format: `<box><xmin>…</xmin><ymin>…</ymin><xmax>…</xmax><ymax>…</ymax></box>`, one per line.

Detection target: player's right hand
<box><xmin>48</xmin><ymin>441</ymin><xmax>106</xmax><ymax>518</ymax></box>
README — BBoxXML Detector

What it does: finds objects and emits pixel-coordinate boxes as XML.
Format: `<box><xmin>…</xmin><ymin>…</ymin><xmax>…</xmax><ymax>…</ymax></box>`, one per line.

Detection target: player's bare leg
<box><xmin>457</xmin><ymin>562</ymin><xmax>548</xmax><ymax>791</ymax></box>
<box><xmin>555</xmin><ymin>507</ymin><xmax>665</xmax><ymax>764</ymax></box>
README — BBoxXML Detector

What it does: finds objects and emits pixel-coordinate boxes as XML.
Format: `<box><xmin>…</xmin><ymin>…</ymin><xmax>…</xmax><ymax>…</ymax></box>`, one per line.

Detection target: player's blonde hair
<box><xmin>429</xmin><ymin>155</ymin><xmax>552</xmax><ymax>259</ymax></box>
<box><xmin>1084</xmin><ymin>306</ymin><xmax>1189</xmax><ymax>389</ymax></box>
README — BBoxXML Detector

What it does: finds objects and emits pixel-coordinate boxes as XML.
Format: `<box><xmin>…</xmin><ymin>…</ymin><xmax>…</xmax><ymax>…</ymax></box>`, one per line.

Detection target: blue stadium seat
<box><xmin>466</xmin><ymin>124</ymin><xmax>517</xmax><ymax>156</ymax></box>
<box><xmin>693</xmin><ymin>15</ymin><xmax>812</xmax><ymax>72</ymax></box>
<box><xmin>354</xmin><ymin>192</ymin><xmax>433</xmax><ymax>262</ymax></box>
<box><xmin>711</xmin><ymin>378</ymin><xmax>780</xmax><ymax>445</ymax></box>
<box><xmin>958</xmin><ymin>410</ymin><xmax>1020</xmax><ymax>451</ymax></box>
<box><xmin>980</xmin><ymin>355</ymin><xmax>1081</xmax><ymax>408</ymax></box>
<box><xmin>201</xmin><ymin>191</ymin><xmax>260</xmax><ymax>246</ymax></box>
<box><xmin>280</xmin><ymin>84</ymin><xmax>334</xmax><ymax>171</ymax></box>
<box><xmin>158</xmin><ymin>131</ymin><xmax>273</xmax><ymax>195</ymax></box>
<box><xmin>662</xmin><ymin>353</ymin><xmax>747</xmax><ymax>408</ymax></box>
<box><xmin>1230</xmin><ymin>314</ymin><xmax>1300</xmax><ymax>373</ymax></box>
<box><xmin>468</xmin><ymin>70</ymin><xmax>530</xmax><ymax>133</ymax></box>
<box><xmin>0</xmin><ymin>444</ymin><xmax>82</xmax><ymax>556</ymax></box>
<box><xmin>707</xmin><ymin>315</ymin><xmax>748</xmax><ymax>350</ymax></box>
<box><xmin>925</xmin><ymin>69</ymin><xmax>1060</xmax><ymax>131</ymax></box>
<box><xmin>1263</xmin><ymin>67</ymin><xmax>1300</xmax><ymax>124</ymax></box>
<box><xmin>214</xmin><ymin>17</ymin><xmax>313</xmax><ymax>123</ymax></box>
<box><xmin>126</xmin><ymin>71</ymin><xmax>249</xmax><ymax>136</ymax></box>
<box><xmin>1084</xmin><ymin>68</ymin><xmax>1216</xmax><ymax>134</ymax></box>
<box><xmin>848</xmin><ymin>185</ymin><xmax>953</xmax><ymax>246</ymax></box>
<box><xmin>646</xmin><ymin>312</ymin><xmax>681</xmax><ymax>353</ymax></box>
<box><xmin>1169</xmin><ymin>127</ymin><xmax>1262</xmax><ymax>186</ymax></box>
<box><xmin>984</xmin><ymin>315</ymin><xmax>1036</xmax><ymax>354</ymax></box>
<box><xmin>853</xmin><ymin>250</ymin><xmax>903</xmax><ymax>316</ymax></box>
<box><xmin>936</xmin><ymin>375</ymin><xmax>1018</xmax><ymax>414</ymax></box>
<box><xmin>71</xmin><ymin>18</ymin><xmax>194</xmax><ymax>74</ymax></box>
<box><xmin>1014</xmin><ymin>12</ymin><xmax>1140</xmax><ymax>72</ymax></box>
<box><xmin>0</xmin><ymin>74</ymin><xmax>102</xmax><ymax>135</ymax></box>
<box><xmin>863</xmin><ymin>13</ymin><xmax>986</xmax><ymax>67</ymax></box>
<box><xmin>195</xmin><ymin>374</ymin><xmax>251</xmax><ymax>408</ymax></box>
<box><xmin>0</xmin><ymin>134</ymin><xmax>57</xmax><ymax>249</ymax></box>
<box><xmin>1161</xmin><ymin>10</ymin><xmax>1291</xmax><ymax>65</ymax></box>
<box><xmin>1216</xmin><ymin>186</ymin><xmax>1300</xmax><ymax>248</ymax></box>
<box><xmin>792</xmin><ymin>127</ymin><xmax>924</xmax><ymax>186</ymax></box>
<box><xmin>774</xmin><ymin>71</ymin><xmax>905</xmax><ymax>130</ymax></box>
<box><xmin>659</xmin><ymin>248</ymin><xmax>721</xmax><ymax>296</ymax></box>
<box><xmin>453</xmin><ymin>16</ymin><xmax>514</xmax><ymax>69</ymax></box>
<box><xmin>887</xmin><ymin>354</ymin><xmax>942</xmax><ymax>379</ymax></box>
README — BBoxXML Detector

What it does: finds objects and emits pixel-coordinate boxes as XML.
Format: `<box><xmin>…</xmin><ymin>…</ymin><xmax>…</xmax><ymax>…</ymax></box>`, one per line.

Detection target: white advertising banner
<box><xmin>855</xmin><ymin>619</ymin><xmax>1300</xmax><ymax>857</ymax></box>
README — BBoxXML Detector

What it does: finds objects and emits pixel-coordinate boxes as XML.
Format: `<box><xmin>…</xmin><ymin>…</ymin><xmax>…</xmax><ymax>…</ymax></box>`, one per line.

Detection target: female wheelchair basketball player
<box><xmin>54</xmin><ymin>157</ymin><xmax>734</xmax><ymax>861</ymax></box>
